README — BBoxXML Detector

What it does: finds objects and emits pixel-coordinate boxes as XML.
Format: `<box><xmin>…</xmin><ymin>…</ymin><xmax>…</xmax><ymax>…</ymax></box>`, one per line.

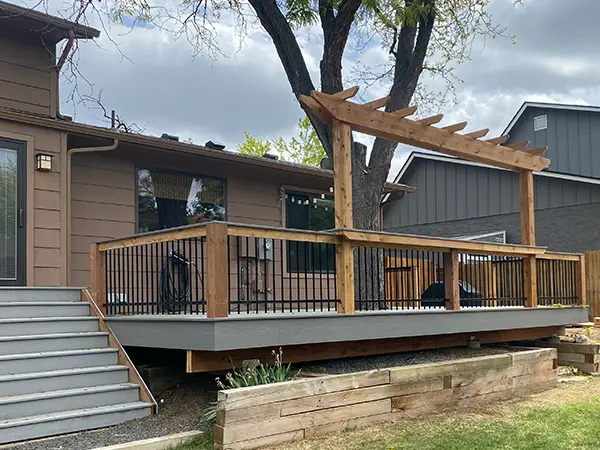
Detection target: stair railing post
<box><xmin>90</xmin><ymin>243</ymin><xmax>107</xmax><ymax>314</ymax></box>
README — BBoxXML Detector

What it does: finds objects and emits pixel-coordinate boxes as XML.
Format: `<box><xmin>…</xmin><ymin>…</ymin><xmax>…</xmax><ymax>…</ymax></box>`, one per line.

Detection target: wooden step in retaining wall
<box><xmin>537</xmin><ymin>341</ymin><xmax>600</xmax><ymax>374</ymax></box>
<box><xmin>215</xmin><ymin>348</ymin><xmax>557</xmax><ymax>450</ymax></box>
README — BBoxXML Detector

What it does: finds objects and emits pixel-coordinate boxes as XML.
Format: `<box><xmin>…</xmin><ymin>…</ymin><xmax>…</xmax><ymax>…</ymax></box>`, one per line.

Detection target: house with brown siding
<box><xmin>0</xmin><ymin>1</ymin><xmax>412</xmax><ymax>289</ymax></box>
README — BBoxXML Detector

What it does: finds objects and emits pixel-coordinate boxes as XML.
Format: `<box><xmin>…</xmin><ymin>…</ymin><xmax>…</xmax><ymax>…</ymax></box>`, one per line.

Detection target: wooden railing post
<box><xmin>90</xmin><ymin>243</ymin><xmax>107</xmax><ymax>314</ymax></box>
<box><xmin>336</xmin><ymin>238</ymin><xmax>355</xmax><ymax>313</ymax></box>
<box><xmin>576</xmin><ymin>254</ymin><xmax>587</xmax><ymax>307</ymax></box>
<box><xmin>523</xmin><ymin>256</ymin><xmax>538</xmax><ymax>308</ymax></box>
<box><xmin>206</xmin><ymin>222</ymin><xmax>229</xmax><ymax>318</ymax></box>
<box><xmin>444</xmin><ymin>250</ymin><xmax>460</xmax><ymax>310</ymax></box>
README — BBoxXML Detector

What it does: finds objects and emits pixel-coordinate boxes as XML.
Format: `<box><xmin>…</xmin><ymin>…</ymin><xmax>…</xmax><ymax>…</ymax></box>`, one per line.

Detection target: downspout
<box><xmin>66</xmin><ymin>139</ymin><xmax>119</xmax><ymax>285</ymax></box>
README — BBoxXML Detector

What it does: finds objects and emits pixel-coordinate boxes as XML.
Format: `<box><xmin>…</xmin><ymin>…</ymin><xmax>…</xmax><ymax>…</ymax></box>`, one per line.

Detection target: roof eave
<box><xmin>0</xmin><ymin>107</ymin><xmax>416</xmax><ymax>192</ymax></box>
<box><xmin>0</xmin><ymin>1</ymin><xmax>100</xmax><ymax>41</ymax></box>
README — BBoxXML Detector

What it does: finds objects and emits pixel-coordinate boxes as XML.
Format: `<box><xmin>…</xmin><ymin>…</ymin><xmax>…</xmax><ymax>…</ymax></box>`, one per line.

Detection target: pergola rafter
<box><xmin>301</xmin><ymin>89</ymin><xmax>550</xmax><ymax>172</ymax></box>
<box><xmin>298</xmin><ymin>87</ymin><xmax>550</xmax><ymax>313</ymax></box>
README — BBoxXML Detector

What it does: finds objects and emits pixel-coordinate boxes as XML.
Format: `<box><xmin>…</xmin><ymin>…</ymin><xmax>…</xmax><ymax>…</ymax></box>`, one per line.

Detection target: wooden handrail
<box><xmin>226</xmin><ymin>223</ymin><xmax>339</xmax><ymax>244</ymax></box>
<box><xmin>338</xmin><ymin>229</ymin><xmax>547</xmax><ymax>257</ymax></box>
<box><xmin>81</xmin><ymin>289</ymin><xmax>158</xmax><ymax>413</ymax></box>
<box><xmin>98</xmin><ymin>223</ymin><xmax>208</xmax><ymax>251</ymax></box>
<box><xmin>536</xmin><ymin>252</ymin><xmax>582</xmax><ymax>261</ymax></box>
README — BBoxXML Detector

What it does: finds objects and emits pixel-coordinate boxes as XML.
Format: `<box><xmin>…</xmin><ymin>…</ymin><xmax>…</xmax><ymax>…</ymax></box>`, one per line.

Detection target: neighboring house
<box><xmin>0</xmin><ymin>1</ymin><xmax>412</xmax><ymax>288</ymax></box>
<box><xmin>383</xmin><ymin>103</ymin><xmax>600</xmax><ymax>252</ymax></box>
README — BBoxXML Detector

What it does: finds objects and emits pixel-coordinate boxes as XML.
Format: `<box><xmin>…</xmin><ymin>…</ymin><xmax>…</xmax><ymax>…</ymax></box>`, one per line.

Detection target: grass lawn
<box><xmin>172</xmin><ymin>376</ymin><xmax>600</xmax><ymax>450</ymax></box>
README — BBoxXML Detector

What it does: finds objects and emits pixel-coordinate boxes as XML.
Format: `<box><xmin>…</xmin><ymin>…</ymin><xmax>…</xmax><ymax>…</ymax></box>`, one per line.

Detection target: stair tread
<box><xmin>0</xmin><ymin>347</ymin><xmax>117</xmax><ymax>362</ymax></box>
<box><xmin>0</xmin><ymin>402</ymin><xmax>152</xmax><ymax>428</ymax></box>
<box><xmin>0</xmin><ymin>332</ymin><xmax>108</xmax><ymax>342</ymax></box>
<box><xmin>0</xmin><ymin>316</ymin><xmax>98</xmax><ymax>324</ymax></box>
<box><xmin>0</xmin><ymin>383</ymin><xmax>139</xmax><ymax>405</ymax></box>
<box><xmin>0</xmin><ymin>365</ymin><xmax>128</xmax><ymax>382</ymax></box>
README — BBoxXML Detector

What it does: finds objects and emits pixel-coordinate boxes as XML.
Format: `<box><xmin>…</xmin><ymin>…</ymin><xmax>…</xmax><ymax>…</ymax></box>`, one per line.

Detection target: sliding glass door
<box><xmin>0</xmin><ymin>140</ymin><xmax>25</xmax><ymax>286</ymax></box>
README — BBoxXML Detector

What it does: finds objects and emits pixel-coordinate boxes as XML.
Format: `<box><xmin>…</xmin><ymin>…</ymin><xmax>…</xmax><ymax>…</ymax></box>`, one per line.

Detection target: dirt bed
<box><xmin>564</xmin><ymin>325</ymin><xmax>600</xmax><ymax>343</ymax></box>
<box><xmin>295</xmin><ymin>344</ymin><xmax>515</xmax><ymax>375</ymax></box>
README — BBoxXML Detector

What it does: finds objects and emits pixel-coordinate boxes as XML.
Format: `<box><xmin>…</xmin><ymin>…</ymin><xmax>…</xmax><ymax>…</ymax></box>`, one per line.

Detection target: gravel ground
<box><xmin>295</xmin><ymin>344</ymin><xmax>515</xmax><ymax>375</ymax></box>
<box><xmin>0</xmin><ymin>373</ymin><xmax>216</xmax><ymax>450</ymax></box>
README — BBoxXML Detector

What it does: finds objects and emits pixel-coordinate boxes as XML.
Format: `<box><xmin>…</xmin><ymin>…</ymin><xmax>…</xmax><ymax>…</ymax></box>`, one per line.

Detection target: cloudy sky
<box><xmin>38</xmin><ymin>0</ymin><xmax>600</xmax><ymax>179</ymax></box>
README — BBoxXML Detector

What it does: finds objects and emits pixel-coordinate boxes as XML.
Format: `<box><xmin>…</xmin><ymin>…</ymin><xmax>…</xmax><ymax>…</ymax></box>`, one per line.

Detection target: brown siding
<box><xmin>69</xmin><ymin>147</ymin><xmax>331</xmax><ymax>289</ymax></box>
<box><xmin>0</xmin><ymin>119</ymin><xmax>66</xmax><ymax>286</ymax></box>
<box><xmin>0</xmin><ymin>36</ymin><xmax>56</xmax><ymax>117</ymax></box>
<box><xmin>70</xmin><ymin>153</ymin><xmax>136</xmax><ymax>287</ymax></box>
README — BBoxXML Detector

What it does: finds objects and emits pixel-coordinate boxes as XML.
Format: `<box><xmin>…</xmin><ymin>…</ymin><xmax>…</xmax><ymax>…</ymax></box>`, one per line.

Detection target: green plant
<box><xmin>553</xmin><ymin>303</ymin><xmax>565</xmax><ymax>309</ymax></box>
<box><xmin>202</xmin><ymin>349</ymin><xmax>299</xmax><ymax>427</ymax></box>
<box><xmin>585</xmin><ymin>327</ymin><xmax>593</xmax><ymax>338</ymax></box>
<box><xmin>216</xmin><ymin>349</ymin><xmax>299</xmax><ymax>390</ymax></box>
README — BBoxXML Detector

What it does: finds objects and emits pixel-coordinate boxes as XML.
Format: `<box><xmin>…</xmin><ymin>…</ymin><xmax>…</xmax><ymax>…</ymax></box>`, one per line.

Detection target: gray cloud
<box><xmin>46</xmin><ymin>0</ymin><xmax>600</xmax><ymax>181</ymax></box>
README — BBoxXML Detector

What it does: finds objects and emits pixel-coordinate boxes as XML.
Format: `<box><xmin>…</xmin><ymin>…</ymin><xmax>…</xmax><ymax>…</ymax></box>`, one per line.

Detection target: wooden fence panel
<box><xmin>585</xmin><ymin>250</ymin><xmax>600</xmax><ymax>320</ymax></box>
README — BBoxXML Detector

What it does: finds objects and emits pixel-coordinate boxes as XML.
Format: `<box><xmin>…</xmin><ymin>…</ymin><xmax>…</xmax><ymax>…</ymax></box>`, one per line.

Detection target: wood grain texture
<box><xmin>214</xmin><ymin>348</ymin><xmax>557</xmax><ymax>449</ymax></box>
<box><xmin>519</xmin><ymin>169</ymin><xmax>536</xmax><ymax>246</ymax></box>
<box><xmin>206</xmin><ymin>222</ymin><xmax>229</xmax><ymax>318</ymax></box>
<box><xmin>307</xmin><ymin>91</ymin><xmax>550</xmax><ymax>171</ymax></box>
<box><xmin>444</xmin><ymin>250</ymin><xmax>460</xmax><ymax>310</ymax></box>
<box><xmin>89</xmin><ymin>244</ymin><xmax>106</xmax><ymax>314</ymax></box>
<box><xmin>188</xmin><ymin>327</ymin><xmax>562</xmax><ymax>373</ymax></box>
<box><xmin>332</xmin><ymin>119</ymin><xmax>353</xmax><ymax>229</ymax></box>
<box><xmin>341</xmin><ymin>230</ymin><xmax>545</xmax><ymax>256</ymax></box>
<box><xmin>577</xmin><ymin>254</ymin><xmax>587</xmax><ymax>306</ymax></box>
<box><xmin>523</xmin><ymin>255</ymin><xmax>538</xmax><ymax>308</ymax></box>
<box><xmin>336</xmin><ymin>239</ymin><xmax>354</xmax><ymax>313</ymax></box>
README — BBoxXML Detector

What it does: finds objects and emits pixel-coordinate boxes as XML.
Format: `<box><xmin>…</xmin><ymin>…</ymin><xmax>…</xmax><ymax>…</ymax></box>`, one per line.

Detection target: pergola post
<box><xmin>332</xmin><ymin>119</ymin><xmax>355</xmax><ymax>313</ymax></box>
<box><xmin>520</xmin><ymin>169</ymin><xmax>538</xmax><ymax>307</ymax></box>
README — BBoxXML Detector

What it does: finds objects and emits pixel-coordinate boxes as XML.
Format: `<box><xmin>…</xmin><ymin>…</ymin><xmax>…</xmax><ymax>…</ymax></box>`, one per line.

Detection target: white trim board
<box><xmin>502</xmin><ymin>101</ymin><xmax>600</xmax><ymax>136</ymax></box>
<box><xmin>383</xmin><ymin>151</ymin><xmax>600</xmax><ymax>203</ymax></box>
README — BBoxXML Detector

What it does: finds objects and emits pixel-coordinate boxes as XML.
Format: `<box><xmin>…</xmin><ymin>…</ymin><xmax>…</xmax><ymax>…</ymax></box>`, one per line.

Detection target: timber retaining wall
<box><xmin>215</xmin><ymin>348</ymin><xmax>558</xmax><ymax>449</ymax></box>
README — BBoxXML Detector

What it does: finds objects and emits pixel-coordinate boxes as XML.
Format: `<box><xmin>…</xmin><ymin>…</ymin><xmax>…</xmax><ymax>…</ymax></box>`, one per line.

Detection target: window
<box><xmin>285</xmin><ymin>191</ymin><xmax>335</xmax><ymax>272</ymax></box>
<box><xmin>533</xmin><ymin>114</ymin><xmax>547</xmax><ymax>131</ymax></box>
<box><xmin>137</xmin><ymin>168</ymin><xmax>226</xmax><ymax>233</ymax></box>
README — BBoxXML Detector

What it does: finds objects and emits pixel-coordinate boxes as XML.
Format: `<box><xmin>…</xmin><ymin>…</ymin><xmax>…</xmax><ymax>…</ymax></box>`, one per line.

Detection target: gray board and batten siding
<box><xmin>382</xmin><ymin>154</ymin><xmax>600</xmax><ymax>252</ymax></box>
<box><xmin>506</xmin><ymin>104</ymin><xmax>600</xmax><ymax>178</ymax></box>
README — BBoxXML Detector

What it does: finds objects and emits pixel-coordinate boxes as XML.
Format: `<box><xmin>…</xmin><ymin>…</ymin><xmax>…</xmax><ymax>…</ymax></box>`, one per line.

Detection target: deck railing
<box><xmin>90</xmin><ymin>222</ymin><xmax>587</xmax><ymax>316</ymax></box>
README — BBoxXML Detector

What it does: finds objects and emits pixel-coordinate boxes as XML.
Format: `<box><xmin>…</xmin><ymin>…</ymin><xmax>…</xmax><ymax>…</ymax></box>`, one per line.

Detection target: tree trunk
<box><xmin>351</xmin><ymin>142</ymin><xmax>387</xmax><ymax>308</ymax></box>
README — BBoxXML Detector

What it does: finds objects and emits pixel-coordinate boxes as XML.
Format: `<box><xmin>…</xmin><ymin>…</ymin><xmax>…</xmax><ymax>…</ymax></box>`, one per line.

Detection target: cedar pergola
<box><xmin>300</xmin><ymin>87</ymin><xmax>551</xmax><ymax>310</ymax></box>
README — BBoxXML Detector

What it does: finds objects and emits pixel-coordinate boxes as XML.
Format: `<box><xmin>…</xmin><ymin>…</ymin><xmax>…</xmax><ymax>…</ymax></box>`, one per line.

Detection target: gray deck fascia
<box><xmin>104</xmin><ymin>307</ymin><xmax>588</xmax><ymax>351</ymax></box>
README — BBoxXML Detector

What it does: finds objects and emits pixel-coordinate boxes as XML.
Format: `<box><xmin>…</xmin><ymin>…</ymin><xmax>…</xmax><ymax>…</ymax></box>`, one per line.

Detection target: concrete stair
<box><xmin>0</xmin><ymin>287</ymin><xmax>152</xmax><ymax>445</ymax></box>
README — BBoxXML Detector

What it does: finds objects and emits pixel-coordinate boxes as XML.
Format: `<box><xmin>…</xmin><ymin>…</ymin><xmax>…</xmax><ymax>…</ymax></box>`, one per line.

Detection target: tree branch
<box><xmin>367</xmin><ymin>0</ymin><xmax>436</xmax><ymax>191</ymax></box>
<box><xmin>248</xmin><ymin>0</ymin><xmax>332</xmax><ymax>156</ymax></box>
<box><xmin>320</xmin><ymin>0</ymin><xmax>362</xmax><ymax>95</ymax></box>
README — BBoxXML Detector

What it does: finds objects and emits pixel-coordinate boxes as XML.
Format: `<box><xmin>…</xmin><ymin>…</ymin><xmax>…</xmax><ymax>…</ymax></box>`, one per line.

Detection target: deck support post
<box><xmin>520</xmin><ymin>169</ymin><xmax>538</xmax><ymax>308</ymax></box>
<box><xmin>576</xmin><ymin>254</ymin><xmax>587</xmax><ymax>306</ymax></box>
<box><xmin>206</xmin><ymin>222</ymin><xmax>229</xmax><ymax>318</ymax></box>
<box><xmin>89</xmin><ymin>243</ymin><xmax>107</xmax><ymax>314</ymax></box>
<box><xmin>332</xmin><ymin>119</ymin><xmax>355</xmax><ymax>313</ymax></box>
<box><xmin>443</xmin><ymin>250</ymin><xmax>460</xmax><ymax>310</ymax></box>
